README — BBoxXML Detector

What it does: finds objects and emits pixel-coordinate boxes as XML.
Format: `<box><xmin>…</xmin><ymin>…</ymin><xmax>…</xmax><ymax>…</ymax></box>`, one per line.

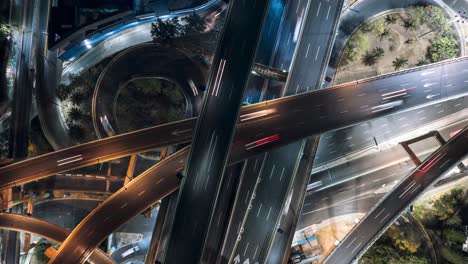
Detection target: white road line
<box><xmin>243</xmin><ymin>242</ymin><xmax>249</xmax><ymax>256</ymax></box>
<box><xmin>379</xmin><ymin>213</ymin><xmax>390</xmax><ymax>223</ymax></box>
<box><xmin>253</xmin><ymin>245</ymin><xmax>259</xmax><ymax>259</ymax></box>
<box><xmin>138</xmin><ymin>190</ymin><xmax>146</xmax><ymax>196</ymax></box>
<box><xmin>374</xmin><ymin>208</ymin><xmax>386</xmax><ymax>219</ymax></box>
<box><xmin>266</xmin><ymin>206</ymin><xmax>272</xmax><ymax>221</ymax></box>
<box><xmin>439</xmin><ymin>159</ymin><xmax>451</xmax><ymax>168</ymax></box>
<box><xmin>269</xmin><ymin>165</ymin><xmax>276</xmax><ymax>180</ymax></box>
<box><xmin>408</xmin><ymin>184</ymin><xmax>422</xmax><ymax>196</ymax></box>
<box><xmin>57</xmin><ymin>154</ymin><xmax>82</xmax><ymax>163</ymax></box>
<box><xmin>351</xmin><ymin>242</ymin><xmax>362</xmax><ymax>253</ymax></box>
<box><xmin>305</xmin><ymin>43</ymin><xmax>311</xmax><ymax>58</ymax></box>
<box><xmin>279</xmin><ymin>167</ymin><xmax>285</xmax><ymax>182</ymax></box>
<box><xmin>346</xmin><ymin>237</ymin><xmax>357</xmax><ymax>248</ymax></box>
<box><xmin>315</xmin><ymin>46</ymin><xmax>321</xmax><ymax>61</ymax></box>
<box><xmin>326</xmin><ymin>5</ymin><xmax>331</xmax><ymax>20</ymax></box>
<box><xmin>316</xmin><ymin>2</ymin><xmax>322</xmax><ymax>16</ymax></box>
<box><xmin>257</xmin><ymin>203</ymin><xmax>263</xmax><ymax>217</ymax></box>
<box><xmin>57</xmin><ymin>157</ymin><xmax>83</xmax><ymax>166</ymax></box>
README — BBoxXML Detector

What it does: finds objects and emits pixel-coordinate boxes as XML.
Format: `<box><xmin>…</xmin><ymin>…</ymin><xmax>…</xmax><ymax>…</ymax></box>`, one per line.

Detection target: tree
<box><xmin>405</xmin><ymin>38</ymin><xmax>414</xmax><ymax>44</ymax></box>
<box><xmin>68</xmin><ymin>107</ymin><xmax>83</xmax><ymax>121</ymax></box>
<box><xmin>33</xmin><ymin>242</ymin><xmax>52</xmax><ymax>262</ymax></box>
<box><xmin>385</xmin><ymin>15</ymin><xmax>397</xmax><ymax>25</ymax></box>
<box><xmin>416</xmin><ymin>57</ymin><xmax>427</xmax><ymax>66</ymax></box>
<box><xmin>443</xmin><ymin>229</ymin><xmax>466</xmax><ymax>247</ymax></box>
<box><xmin>403</xmin><ymin>18</ymin><xmax>417</xmax><ymax>31</ymax></box>
<box><xmin>429</xmin><ymin>36</ymin><xmax>459</xmax><ymax>62</ymax></box>
<box><xmin>369</xmin><ymin>19</ymin><xmax>386</xmax><ymax>36</ymax></box>
<box><xmin>441</xmin><ymin>246</ymin><xmax>465</xmax><ymax>264</ymax></box>
<box><xmin>372</xmin><ymin>47</ymin><xmax>385</xmax><ymax>59</ymax></box>
<box><xmin>182</xmin><ymin>13</ymin><xmax>206</xmax><ymax>34</ymax></box>
<box><xmin>68</xmin><ymin>123</ymin><xmax>85</xmax><ymax>141</ymax></box>
<box><xmin>392</xmin><ymin>57</ymin><xmax>408</xmax><ymax>70</ymax></box>
<box><xmin>70</xmin><ymin>91</ymin><xmax>85</xmax><ymax>105</ymax></box>
<box><xmin>362</xmin><ymin>50</ymin><xmax>377</xmax><ymax>66</ymax></box>
<box><xmin>379</xmin><ymin>28</ymin><xmax>390</xmax><ymax>41</ymax></box>
<box><xmin>151</xmin><ymin>18</ymin><xmax>181</xmax><ymax>43</ymax></box>
<box><xmin>387</xmin><ymin>225</ymin><xmax>420</xmax><ymax>254</ymax></box>
<box><xmin>342</xmin><ymin>30</ymin><xmax>368</xmax><ymax>63</ymax></box>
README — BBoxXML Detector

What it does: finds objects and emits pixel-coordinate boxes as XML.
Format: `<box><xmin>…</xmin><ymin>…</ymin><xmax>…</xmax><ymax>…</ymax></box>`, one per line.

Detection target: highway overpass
<box><xmin>323</xmin><ymin>126</ymin><xmax>468</xmax><ymax>264</ymax></box>
<box><xmin>1</xmin><ymin>56</ymin><xmax>467</xmax><ymax>191</ymax></box>
<box><xmin>0</xmin><ymin>213</ymin><xmax>115</xmax><ymax>264</ymax></box>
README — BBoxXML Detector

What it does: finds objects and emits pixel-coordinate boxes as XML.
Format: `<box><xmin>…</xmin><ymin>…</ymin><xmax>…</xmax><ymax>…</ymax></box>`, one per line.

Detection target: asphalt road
<box><xmin>42</xmin><ymin>94</ymin><xmax>466</xmax><ymax>260</ymax></box>
<box><xmin>8</xmin><ymin>0</ymin><xmax>35</xmax><ymax>159</ymax></box>
<box><xmin>323</xmin><ymin>125</ymin><xmax>468</xmax><ymax>264</ymax></box>
<box><xmin>0</xmin><ymin>213</ymin><xmax>115</xmax><ymax>264</ymax></box>
<box><xmin>163</xmin><ymin>0</ymin><xmax>270</xmax><ymax>262</ymax></box>
<box><xmin>92</xmin><ymin>44</ymin><xmax>205</xmax><ymax>138</ymax></box>
<box><xmin>220</xmin><ymin>1</ymin><xmax>345</xmax><ymax>263</ymax></box>
<box><xmin>1</xmin><ymin>56</ymin><xmax>467</xmax><ymax>190</ymax></box>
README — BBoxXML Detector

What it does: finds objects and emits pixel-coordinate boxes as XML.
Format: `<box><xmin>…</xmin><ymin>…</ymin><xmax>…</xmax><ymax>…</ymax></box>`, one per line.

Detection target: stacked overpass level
<box><xmin>0</xmin><ymin>57</ymin><xmax>467</xmax><ymax>190</ymax></box>
<box><xmin>31</xmin><ymin>81</ymin><xmax>467</xmax><ymax>263</ymax></box>
<box><xmin>323</xmin><ymin>126</ymin><xmax>468</xmax><ymax>264</ymax></box>
<box><xmin>0</xmin><ymin>213</ymin><xmax>115</xmax><ymax>264</ymax></box>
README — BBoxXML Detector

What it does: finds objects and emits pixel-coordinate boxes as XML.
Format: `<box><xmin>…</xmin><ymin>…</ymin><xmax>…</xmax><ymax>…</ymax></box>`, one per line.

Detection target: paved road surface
<box><xmin>324</xmin><ymin>125</ymin><xmax>468</xmax><ymax>264</ymax></box>
<box><xmin>0</xmin><ymin>56</ymin><xmax>467</xmax><ymax>190</ymax></box>
<box><xmin>0</xmin><ymin>213</ymin><xmax>114</xmax><ymax>264</ymax></box>
<box><xmin>163</xmin><ymin>0</ymin><xmax>270</xmax><ymax>262</ymax></box>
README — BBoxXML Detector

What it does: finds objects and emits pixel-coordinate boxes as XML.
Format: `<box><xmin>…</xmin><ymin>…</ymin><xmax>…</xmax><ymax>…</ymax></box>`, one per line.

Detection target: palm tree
<box><xmin>362</xmin><ymin>51</ymin><xmax>377</xmax><ymax>66</ymax></box>
<box><xmin>379</xmin><ymin>28</ymin><xmax>390</xmax><ymax>41</ymax></box>
<box><xmin>404</xmin><ymin>38</ymin><xmax>414</xmax><ymax>44</ymax></box>
<box><xmin>68</xmin><ymin>107</ymin><xmax>83</xmax><ymax>121</ymax></box>
<box><xmin>372</xmin><ymin>47</ymin><xmax>385</xmax><ymax>59</ymax></box>
<box><xmin>416</xmin><ymin>57</ymin><xmax>427</xmax><ymax>66</ymax></box>
<box><xmin>385</xmin><ymin>15</ymin><xmax>397</xmax><ymax>24</ymax></box>
<box><xmin>392</xmin><ymin>57</ymin><xmax>408</xmax><ymax>70</ymax></box>
<box><xmin>402</xmin><ymin>19</ymin><xmax>416</xmax><ymax>31</ymax></box>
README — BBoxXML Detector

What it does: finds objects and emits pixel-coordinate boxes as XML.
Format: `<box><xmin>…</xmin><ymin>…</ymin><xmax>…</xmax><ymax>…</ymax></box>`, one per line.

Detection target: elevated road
<box><xmin>163</xmin><ymin>0</ymin><xmax>270</xmax><ymax>262</ymax></box>
<box><xmin>1</xmin><ymin>57</ymin><xmax>468</xmax><ymax>190</ymax></box>
<box><xmin>42</xmin><ymin>114</ymin><xmax>467</xmax><ymax>263</ymax></box>
<box><xmin>323</xmin><ymin>126</ymin><xmax>468</xmax><ymax>264</ymax></box>
<box><xmin>0</xmin><ymin>213</ymin><xmax>115</xmax><ymax>264</ymax></box>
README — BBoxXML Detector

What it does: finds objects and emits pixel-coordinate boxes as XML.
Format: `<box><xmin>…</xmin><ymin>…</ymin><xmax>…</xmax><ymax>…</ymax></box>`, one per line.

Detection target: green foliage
<box><xmin>385</xmin><ymin>15</ymin><xmax>397</xmax><ymax>25</ymax></box>
<box><xmin>182</xmin><ymin>13</ymin><xmax>206</xmax><ymax>34</ymax></box>
<box><xmin>440</xmin><ymin>246</ymin><xmax>466</xmax><ymax>264</ymax></box>
<box><xmin>379</xmin><ymin>28</ymin><xmax>390</xmax><ymax>41</ymax></box>
<box><xmin>429</xmin><ymin>36</ymin><xmax>459</xmax><ymax>62</ymax></box>
<box><xmin>33</xmin><ymin>242</ymin><xmax>52</xmax><ymax>262</ymax></box>
<box><xmin>68</xmin><ymin>123</ymin><xmax>85</xmax><ymax>141</ymax></box>
<box><xmin>443</xmin><ymin>229</ymin><xmax>466</xmax><ymax>247</ymax></box>
<box><xmin>361</xmin><ymin>47</ymin><xmax>385</xmax><ymax>66</ymax></box>
<box><xmin>387</xmin><ymin>225</ymin><xmax>421</xmax><ymax>254</ymax></box>
<box><xmin>369</xmin><ymin>18</ymin><xmax>386</xmax><ymax>36</ymax></box>
<box><xmin>68</xmin><ymin>107</ymin><xmax>83</xmax><ymax>121</ymax></box>
<box><xmin>151</xmin><ymin>18</ymin><xmax>182</xmax><ymax>43</ymax></box>
<box><xmin>0</xmin><ymin>23</ymin><xmax>10</xmax><ymax>41</ymax></box>
<box><xmin>431</xmin><ymin>188</ymin><xmax>464</xmax><ymax>221</ymax></box>
<box><xmin>407</xmin><ymin>6</ymin><xmax>426</xmax><ymax>30</ymax></box>
<box><xmin>360</xmin><ymin>244</ymin><xmax>429</xmax><ymax>264</ymax></box>
<box><xmin>415</xmin><ymin>58</ymin><xmax>427</xmax><ymax>66</ymax></box>
<box><xmin>425</xmin><ymin>6</ymin><xmax>451</xmax><ymax>34</ymax></box>
<box><xmin>392</xmin><ymin>57</ymin><xmax>408</xmax><ymax>70</ymax></box>
<box><xmin>342</xmin><ymin>30</ymin><xmax>368</xmax><ymax>63</ymax></box>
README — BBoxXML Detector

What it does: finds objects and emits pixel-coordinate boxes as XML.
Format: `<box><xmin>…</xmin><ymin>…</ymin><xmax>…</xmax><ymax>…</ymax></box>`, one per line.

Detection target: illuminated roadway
<box><xmin>40</xmin><ymin>59</ymin><xmax>468</xmax><ymax>262</ymax></box>
<box><xmin>0</xmin><ymin>213</ymin><xmax>115</xmax><ymax>264</ymax></box>
<box><xmin>323</xmin><ymin>125</ymin><xmax>468</xmax><ymax>264</ymax></box>
<box><xmin>1</xmin><ymin>57</ymin><xmax>468</xmax><ymax>190</ymax></box>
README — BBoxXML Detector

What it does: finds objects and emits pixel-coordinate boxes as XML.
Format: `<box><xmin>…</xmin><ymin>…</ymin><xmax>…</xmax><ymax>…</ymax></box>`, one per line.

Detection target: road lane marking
<box><xmin>257</xmin><ymin>203</ymin><xmax>263</xmax><ymax>217</ymax></box>
<box><xmin>351</xmin><ymin>242</ymin><xmax>362</xmax><ymax>253</ymax></box>
<box><xmin>121</xmin><ymin>203</ymin><xmax>128</xmax><ymax>208</ymax></box>
<box><xmin>374</xmin><ymin>208</ymin><xmax>386</xmax><ymax>219</ymax></box>
<box><xmin>279</xmin><ymin>167</ymin><xmax>285</xmax><ymax>182</ymax></box>
<box><xmin>315</xmin><ymin>46</ymin><xmax>321</xmax><ymax>61</ymax></box>
<box><xmin>243</xmin><ymin>242</ymin><xmax>249</xmax><ymax>256</ymax></box>
<box><xmin>305</xmin><ymin>43</ymin><xmax>311</xmax><ymax>58</ymax></box>
<box><xmin>346</xmin><ymin>237</ymin><xmax>357</xmax><ymax>248</ymax></box>
<box><xmin>379</xmin><ymin>213</ymin><xmax>390</xmax><ymax>223</ymax></box>
<box><xmin>326</xmin><ymin>5</ymin><xmax>331</xmax><ymax>20</ymax></box>
<box><xmin>266</xmin><ymin>206</ymin><xmax>272</xmax><ymax>221</ymax></box>
<box><xmin>439</xmin><ymin>159</ymin><xmax>451</xmax><ymax>168</ymax></box>
<box><xmin>138</xmin><ymin>190</ymin><xmax>146</xmax><ymax>196</ymax></box>
<box><xmin>316</xmin><ymin>2</ymin><xmax>322</xmax><ymax>16</ymax></box>
<box><xmin>57</xmin><ymin>154</ymin><xmax>82</xmax><ymax>163</ymax></box>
